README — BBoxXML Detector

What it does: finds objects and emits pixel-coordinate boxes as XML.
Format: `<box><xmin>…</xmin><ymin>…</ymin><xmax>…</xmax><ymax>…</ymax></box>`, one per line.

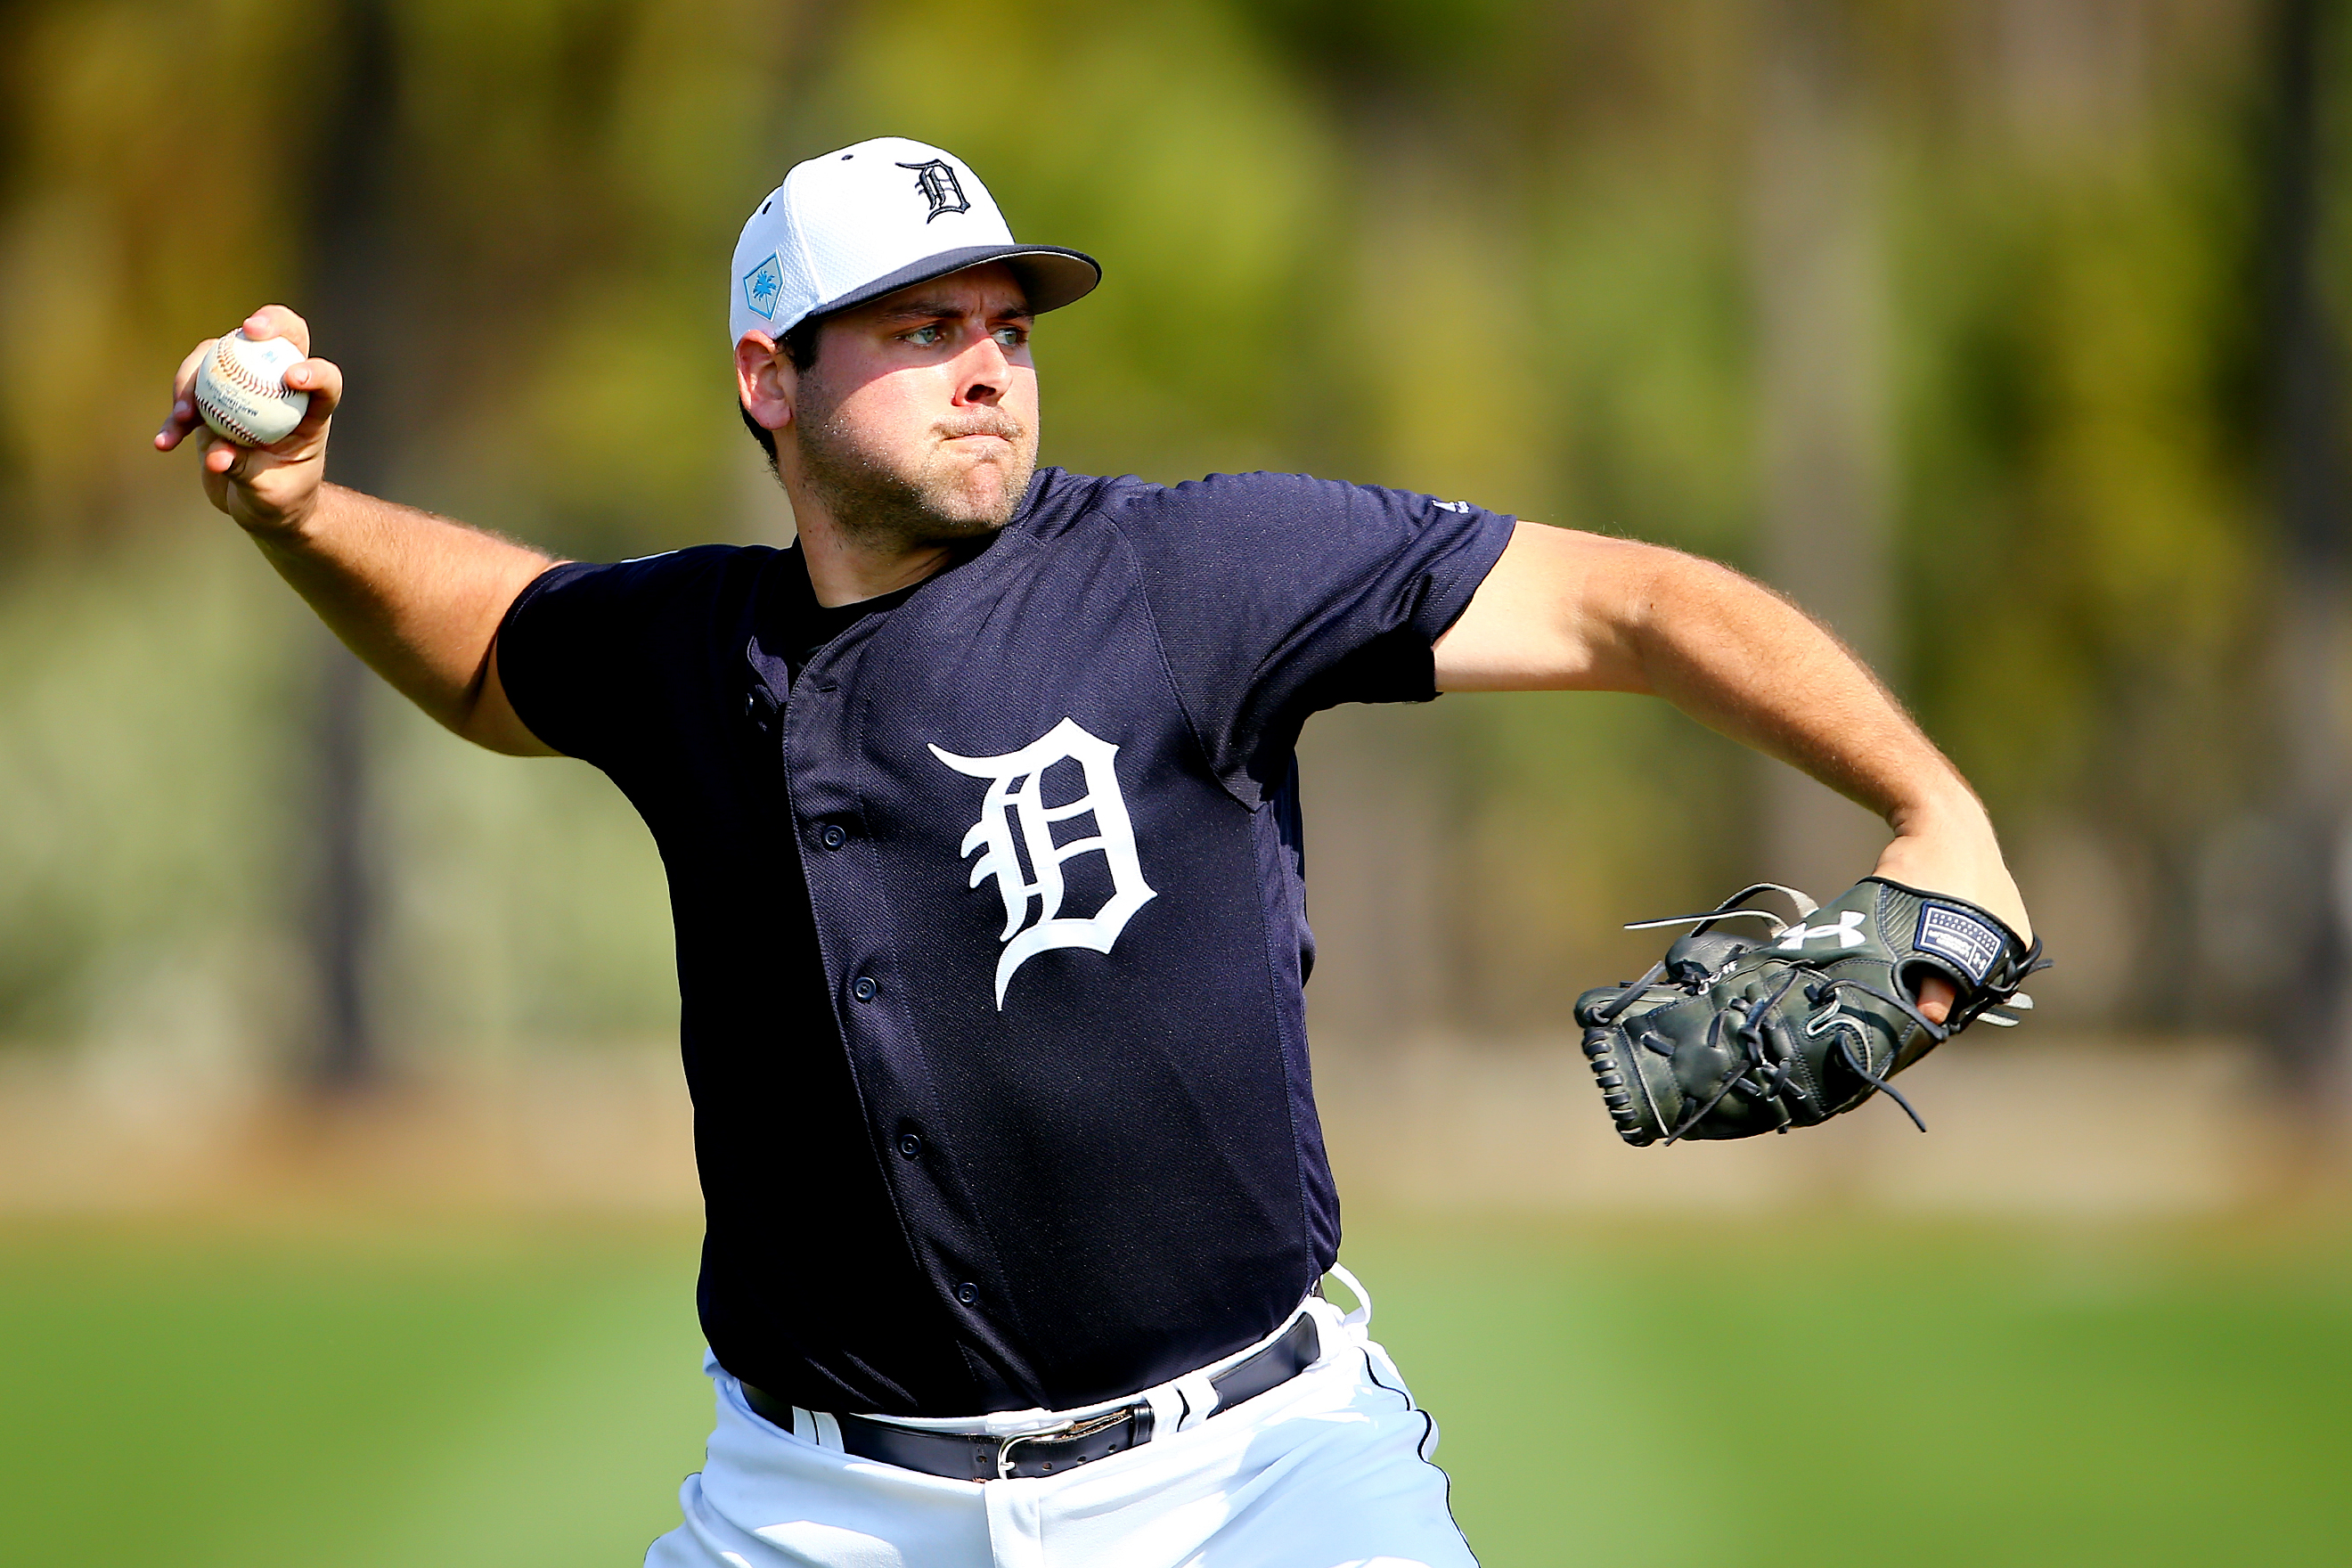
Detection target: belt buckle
<box><xmin>994</xmin><ymin>1405</ymin><xmax>1134</xmax><ymax>1481</ymax></box>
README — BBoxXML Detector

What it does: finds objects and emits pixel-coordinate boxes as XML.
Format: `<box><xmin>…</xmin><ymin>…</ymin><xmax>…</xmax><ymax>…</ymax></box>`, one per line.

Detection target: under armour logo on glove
<box><xmin>1776</xmin><ymin>910</ymin><xmax>1866</xmax><ymax>950</ymax></box>
<box><xmin>931</xmin><ymin>718</ymin><xmax>1157</xmax><ymax>1007</ymax></box>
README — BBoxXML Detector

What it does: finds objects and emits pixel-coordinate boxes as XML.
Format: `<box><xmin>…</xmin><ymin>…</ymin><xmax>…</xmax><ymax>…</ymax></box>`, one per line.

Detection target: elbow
<box><xmin>1625</xmin><ymin>542</ymin><xmax>1774</xmax><ymax>627</ymax></box>
<box><xmin>1592</xmin><ymin>540</ymin><xmax>1703</xmax><ymax>683</ymax></box>
<box><xmin>1605</xmin><ymin>543</ymin><xmax>1768</xmax><ymax>695</ymax></box>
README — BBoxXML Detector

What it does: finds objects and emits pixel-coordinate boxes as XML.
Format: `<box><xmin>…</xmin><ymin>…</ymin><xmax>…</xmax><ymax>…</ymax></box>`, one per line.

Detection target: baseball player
<box><xmin>156</xmin><ymin>137</ymin><xmax>2030</xmax><ymax>1566</ymax></box>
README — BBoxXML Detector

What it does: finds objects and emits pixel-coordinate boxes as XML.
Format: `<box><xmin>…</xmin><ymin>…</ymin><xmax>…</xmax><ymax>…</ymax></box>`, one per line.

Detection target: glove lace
<box><xmin>1662</xmin><ymin>968</ymin><xmax>1809</xmax><ymax>1144</ymax></box>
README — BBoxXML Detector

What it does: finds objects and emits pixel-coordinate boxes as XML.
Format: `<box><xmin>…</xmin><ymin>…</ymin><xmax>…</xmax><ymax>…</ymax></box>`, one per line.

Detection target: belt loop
<box><xmin>788</xmin><ymin>1406</ymin><xmax>845</xmax><ymax>1451</ymax></box>
<box><xmin>1171</xmin><ymin>1368</ymin><xmax>1219</xmax><ymax>1433</ymax></box>
<box><xmin>1142</xmin><ymin>1378</ymin><xmax>1187</xmax><ymax>1438</ymax></box>
<box><xmin>1326</xmin><ymin>1262</ymin><xmax>1373</xmax><ymax>1329</ymax></box>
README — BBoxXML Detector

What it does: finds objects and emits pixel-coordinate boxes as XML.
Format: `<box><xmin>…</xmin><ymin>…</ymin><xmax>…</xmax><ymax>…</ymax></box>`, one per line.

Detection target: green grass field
<box><xmin>3</xmin><ymin>1213</ymin><xmax>2347</xmax><ymax>1566</ymax></box>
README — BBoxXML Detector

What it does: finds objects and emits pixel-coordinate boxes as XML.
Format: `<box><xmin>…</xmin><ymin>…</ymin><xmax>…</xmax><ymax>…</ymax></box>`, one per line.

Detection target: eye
<box><xmin>992</xmin><ymin>325</ymin><xmax>1028</xmax><ymax>348</ymax></box>
<box><xmin>903</xmin><ymin>324</ymin><xmax>945</xmax><ymax>347</ymax></box>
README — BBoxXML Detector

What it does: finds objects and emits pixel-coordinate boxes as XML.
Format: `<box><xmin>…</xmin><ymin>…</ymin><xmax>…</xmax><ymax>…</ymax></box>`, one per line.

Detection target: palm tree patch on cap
<box><xmin>743</xmin><ymin>255</ymin><xmax>783</xmax><ymax>319</ymax></box>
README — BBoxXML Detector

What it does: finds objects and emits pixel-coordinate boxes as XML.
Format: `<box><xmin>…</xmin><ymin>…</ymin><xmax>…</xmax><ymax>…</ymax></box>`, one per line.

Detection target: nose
<box><xmin>951</xmin><ymin>331</ymin><xmax>1011</xmax><ymax>406</ymax></box>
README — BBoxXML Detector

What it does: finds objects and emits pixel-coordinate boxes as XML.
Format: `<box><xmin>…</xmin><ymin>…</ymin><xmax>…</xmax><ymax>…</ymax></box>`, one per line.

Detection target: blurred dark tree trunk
<box><xmin>1258</xmin><ymin>27</ymin><xmax>1486</xmax><ymax>1051</ymax></box>
<box><xmin>298</xmin><ymin>0</ymin><xmax>404</xmax><ymax>1090</ymax></box>
<box><xmin>2261</xmin><ymin>0</ymin><xmax>2349</xmax><ymax>1130</ymax></box>
<box><xmin>1750</xmin><ymin>0</ymin><xmax>1893</xmax><ymax>897</ymax></box>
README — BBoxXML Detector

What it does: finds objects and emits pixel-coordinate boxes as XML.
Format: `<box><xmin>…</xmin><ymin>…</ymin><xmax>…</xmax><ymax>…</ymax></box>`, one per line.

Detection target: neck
<box><xmin>779</xmin><ymin>473</ymin><xmax>972</xmax><ymax>608</ymax></box>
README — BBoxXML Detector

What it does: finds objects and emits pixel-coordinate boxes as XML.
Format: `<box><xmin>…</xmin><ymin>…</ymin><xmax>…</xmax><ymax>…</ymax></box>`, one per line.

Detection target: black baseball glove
<box><xmin>1573</xmin><ymin>878</ymin><xmax>2045</xmax><ymax>1147</ymax></box>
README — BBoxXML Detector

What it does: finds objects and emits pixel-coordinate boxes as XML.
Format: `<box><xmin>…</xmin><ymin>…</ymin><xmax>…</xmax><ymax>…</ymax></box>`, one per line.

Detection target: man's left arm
<box><xmin>1432</xmin><ymin>520</ymin><xmax>2029</xmax><ymax>1023</ymax></box>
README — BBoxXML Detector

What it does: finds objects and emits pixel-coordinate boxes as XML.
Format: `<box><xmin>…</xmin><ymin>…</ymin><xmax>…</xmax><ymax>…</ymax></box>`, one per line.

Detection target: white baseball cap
<box><xmin>729</xmin><ymin>136</ymin><xmax>1100</xmax><ymax>346</ymax></box>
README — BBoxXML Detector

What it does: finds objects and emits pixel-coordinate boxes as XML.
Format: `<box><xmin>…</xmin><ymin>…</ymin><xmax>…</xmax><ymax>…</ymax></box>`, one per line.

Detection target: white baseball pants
<box><xmin>643</xmin><ymin>1274</ymin><xmax>1477</xmax><ymax>1568</ymax></box>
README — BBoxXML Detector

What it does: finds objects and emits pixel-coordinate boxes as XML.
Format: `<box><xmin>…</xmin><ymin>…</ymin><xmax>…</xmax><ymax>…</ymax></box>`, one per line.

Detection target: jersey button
<box><xmin>897</xmin><ymin>1132</ymin><xmax>921</xmax><ymax>1159</ymax></box>
<box><xmin>819</xmin><ymin>823</ymin><xmax>847</xmax><ymax>850</ymax></box>
<box><xmin>852</xmin><ymin>976</ymin><xmax>878</xmax><ymax>1002</ymax></box>
<box><xmin>955</xmin><ymin>1282</ymin><xmax>978</xmax><ymax>1306</ymax></box>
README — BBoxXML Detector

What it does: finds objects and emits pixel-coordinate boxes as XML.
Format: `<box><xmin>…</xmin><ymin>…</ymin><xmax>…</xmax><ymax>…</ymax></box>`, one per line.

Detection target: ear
<box><xmin>735</xmin><ymin>331</ymin><xmax>795</xmax><ymax>433</ymax></box>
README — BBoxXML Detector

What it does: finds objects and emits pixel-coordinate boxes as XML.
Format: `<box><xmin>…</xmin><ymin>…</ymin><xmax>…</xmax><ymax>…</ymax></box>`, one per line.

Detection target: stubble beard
<box><xmin>793</xmin><ymin>377</ymin><xmax>1037</xmax><ymax>550</ymax></box>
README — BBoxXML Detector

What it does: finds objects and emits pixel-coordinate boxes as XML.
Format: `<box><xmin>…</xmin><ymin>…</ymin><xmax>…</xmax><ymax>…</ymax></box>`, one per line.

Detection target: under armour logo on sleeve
<box><xmin>931</xmin><ymin>718</ymin><xmax>1157</xmax><ymax>1007</ymax></box>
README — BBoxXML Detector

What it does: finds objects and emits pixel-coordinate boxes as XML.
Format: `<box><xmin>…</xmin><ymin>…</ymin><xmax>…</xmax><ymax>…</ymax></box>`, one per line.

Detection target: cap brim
<box><xmin>803</xmin><ymin>245</ymin><xmax>1101</xmax><ymax>328</ymax></box>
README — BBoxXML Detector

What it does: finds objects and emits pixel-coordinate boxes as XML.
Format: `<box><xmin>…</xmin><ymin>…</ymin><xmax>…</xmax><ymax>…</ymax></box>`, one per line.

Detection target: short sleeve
<box><xmin>494</xmin><ymin>545</ymin><xmax>747</xmax><ymax>768</ymax></box>
<box><xmin>1100</xmin><ymin>471</ymin><xmax>1516</xmax><ymax>791</ymax></box>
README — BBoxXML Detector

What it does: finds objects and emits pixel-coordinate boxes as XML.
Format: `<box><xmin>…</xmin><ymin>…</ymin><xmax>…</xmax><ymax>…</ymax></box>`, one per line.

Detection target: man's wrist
<box><xmin>236</xmin><ymin>479</ymin><xmax>330</xmax><ymax>544</ymax></box>
<box><xmin>1871</xmin><ymin>790</ymin><xmax>2031</xmax><ymax>940</ymax></box>
<box><xmin>1882</xmin><ymin>779</ymin><xmax>1990</xmax><ymax>845</ymax></box>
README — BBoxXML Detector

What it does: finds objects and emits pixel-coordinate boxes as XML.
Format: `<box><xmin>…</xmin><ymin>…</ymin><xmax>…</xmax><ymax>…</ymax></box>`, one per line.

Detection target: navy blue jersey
<box><xmin>497</xmin><ymin>467</ymin><xmax>1515</xmax><ymax>1416</ymax></box>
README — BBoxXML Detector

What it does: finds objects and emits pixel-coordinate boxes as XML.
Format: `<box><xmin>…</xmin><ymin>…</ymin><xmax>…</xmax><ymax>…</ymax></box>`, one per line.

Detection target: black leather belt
<box><xmin>740</xmin><ymin>1312</ymin><xmax>1321</xmax><ymax>1482</ymax></box>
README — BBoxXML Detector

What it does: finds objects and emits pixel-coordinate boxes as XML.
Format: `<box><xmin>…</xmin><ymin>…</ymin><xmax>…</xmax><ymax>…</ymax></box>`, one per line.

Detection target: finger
<box><xmin>201</xmin><ymin>432</ymin><xmax>243</xmax><ymax>477</ymax></box>
<box><xmin>172</xmin><ymin>339</ymin><xmax>211</xmax><ymax>398</ymax></box>
<box><xmin>156</xmin><ymin>339</ymin><xmax>219</xmax><ymax>450</ymax></box>
<box><xmin>1915</xmin><ymin>975</ymin><xmax>1956</xmax><ymax>1026</ymax></box>
<box><xmin>241</xmin><ymin>303</ymin><xmax>312</xmax><ymax>356</ymax></box>
<box><xmin>281</xmin><ymin>355</ymin><xmax>343</xmax><ymax>433</ymax></box>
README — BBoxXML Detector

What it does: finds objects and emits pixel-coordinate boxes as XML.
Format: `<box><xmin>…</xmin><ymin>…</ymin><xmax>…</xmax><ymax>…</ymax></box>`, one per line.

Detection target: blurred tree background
<box><xmin>0</xmin><ymin>0</ymin><xmax>2345</xmax><ymax>1116</ymax></box>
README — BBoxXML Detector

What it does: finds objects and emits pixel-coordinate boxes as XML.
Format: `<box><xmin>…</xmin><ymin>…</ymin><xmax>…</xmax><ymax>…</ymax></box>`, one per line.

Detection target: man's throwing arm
<box><xmin>155</xmin><ymin>305</ymin><xmax>558</xmax><ymax>756</ymax></box>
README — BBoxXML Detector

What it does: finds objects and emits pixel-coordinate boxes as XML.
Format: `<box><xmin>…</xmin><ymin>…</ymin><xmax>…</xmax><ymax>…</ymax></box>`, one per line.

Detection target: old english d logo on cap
<box><xmin>728</xmin><ymin>136</ymin><xmax>1101</xmax><ymax>347</ymax></box>
<box><xmin>897</xmin><ymin>159</ymin><xmax>970</xmax><ymax>222</ymax></box>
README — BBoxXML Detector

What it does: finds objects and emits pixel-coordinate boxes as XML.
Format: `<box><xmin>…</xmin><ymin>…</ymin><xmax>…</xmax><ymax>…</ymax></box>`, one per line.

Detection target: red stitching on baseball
<box><xmin>210</xmin><ymin>338</ymin><xmax>296</xmax><ymax>399</ymax></box>
<box><xmin>199</xmin><ymin>335</ymin><xmax>305</xmax><ymax>445</ymax></box>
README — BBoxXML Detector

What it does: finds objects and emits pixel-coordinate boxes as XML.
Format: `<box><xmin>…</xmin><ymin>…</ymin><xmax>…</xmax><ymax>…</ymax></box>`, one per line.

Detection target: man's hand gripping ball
<box><xmin>154</xmin><ymin>305</ymin><xmax>341</xmax><ymax>535</ymax></box>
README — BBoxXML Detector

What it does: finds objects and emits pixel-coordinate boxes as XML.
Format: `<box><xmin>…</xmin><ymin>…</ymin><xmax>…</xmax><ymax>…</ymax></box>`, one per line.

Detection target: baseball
<box><xmin>193</xmin><ymin>330</ymin><xmax>309</xmax><ymax>447</ymax></box>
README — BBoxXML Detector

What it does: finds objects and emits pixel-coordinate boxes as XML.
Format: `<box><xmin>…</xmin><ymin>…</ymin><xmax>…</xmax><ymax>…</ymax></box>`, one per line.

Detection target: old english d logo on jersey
<box><xmin>896</xmin><ymin>159</ymin><xmax>971</xmax><ymax>222</ymax></box>
<box><xmin>930</xmin><ymin>718</ymin><xmax>1157</xmax><ymax>1007</ymax></box>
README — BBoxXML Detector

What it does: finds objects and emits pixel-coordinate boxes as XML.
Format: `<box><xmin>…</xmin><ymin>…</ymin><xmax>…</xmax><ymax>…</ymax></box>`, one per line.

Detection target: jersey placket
<box><xmin>776</xmin><ymin>608</ymin><xmax>1041</xmax><ymax>1411</ymax></box>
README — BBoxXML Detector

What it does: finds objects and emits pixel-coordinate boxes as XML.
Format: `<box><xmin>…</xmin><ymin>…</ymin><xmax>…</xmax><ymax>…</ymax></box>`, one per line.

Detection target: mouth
<box><xmin>939</xmin><ymin>435</ymin><xmax>1022</xmax><ymax>468</ymax></box>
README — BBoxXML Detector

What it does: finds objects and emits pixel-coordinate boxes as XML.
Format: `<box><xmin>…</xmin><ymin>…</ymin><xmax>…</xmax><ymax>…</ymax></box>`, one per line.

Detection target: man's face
<box><xmin>787</xmin><ymin>264</ymin><xmax>1040</xmax><ymax>545</ymax></box>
